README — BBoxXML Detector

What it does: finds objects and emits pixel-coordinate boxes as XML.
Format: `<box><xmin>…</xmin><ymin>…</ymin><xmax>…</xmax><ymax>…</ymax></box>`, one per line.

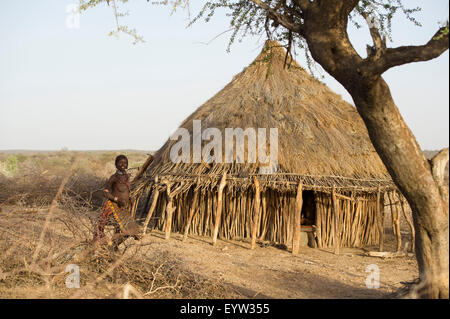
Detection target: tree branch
<box><xmin>364</xmin><ymin>26</ymin><xmax>449</xmax><ymax>75</ymax></box>
<box><xmin>360</xmin><ymin>11</ymin><xmax>386</xmax><ymax>58</ymax></box>
<box><xmin>430</xmin><ymin>148</ymin><xmax>449</xmax><ymax>200</ymax></box>
<box><xmin>249</xmin><ymin>0</ymin><xmax>303</xmax><ymax>34</ymax></box>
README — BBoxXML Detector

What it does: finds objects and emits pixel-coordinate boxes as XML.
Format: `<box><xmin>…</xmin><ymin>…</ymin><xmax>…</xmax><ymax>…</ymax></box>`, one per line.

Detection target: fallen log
<box><xmin>365</xmin><ymin>251</ymin><xmax>414</xmax><ymax>258</ymax></box>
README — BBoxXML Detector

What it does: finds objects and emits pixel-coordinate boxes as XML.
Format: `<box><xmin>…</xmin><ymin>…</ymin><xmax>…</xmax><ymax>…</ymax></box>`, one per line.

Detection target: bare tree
<box><xmin>81</xmin><ymin>0</ymin><xmax>449</xmax><ymax>298</ymax></box>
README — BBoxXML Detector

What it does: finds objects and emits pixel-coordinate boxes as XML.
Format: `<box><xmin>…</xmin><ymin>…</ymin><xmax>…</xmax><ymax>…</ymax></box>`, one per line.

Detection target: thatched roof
<box><xmin>136</xmin><ymin>41</ymin><xmax>394</xmax><ymax>194</ymax></box>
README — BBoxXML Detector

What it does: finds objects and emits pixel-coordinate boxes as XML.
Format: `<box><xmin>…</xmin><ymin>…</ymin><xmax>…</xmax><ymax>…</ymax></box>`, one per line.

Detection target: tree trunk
<box><xmin>303</xmin><ymin>25</ymin><xmax>449</xmax><ymax>297</ymax></box>
<box><xmin>348</xmin><ymin>77</ymin><xmax>449</xmax><ymax>298</ymax></box>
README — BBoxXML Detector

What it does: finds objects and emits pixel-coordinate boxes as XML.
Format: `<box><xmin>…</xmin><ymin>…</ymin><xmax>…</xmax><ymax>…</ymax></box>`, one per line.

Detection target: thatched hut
<box><xmin>131</xmin><ymin>41</ymin><xmax>397</xmax><ymax>253</ymax></box>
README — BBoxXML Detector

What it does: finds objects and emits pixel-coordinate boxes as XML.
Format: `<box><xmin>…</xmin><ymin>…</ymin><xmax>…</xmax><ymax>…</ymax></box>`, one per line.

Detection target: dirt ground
<box><xmin>141</xmin><ymin>226</ymin><xmax>417</xmax><ymax>299</ymax></box>
<box><xmin>0</xmin><ymin>203</ymin><xmax>418</xmax><ymax>299</ymax></box>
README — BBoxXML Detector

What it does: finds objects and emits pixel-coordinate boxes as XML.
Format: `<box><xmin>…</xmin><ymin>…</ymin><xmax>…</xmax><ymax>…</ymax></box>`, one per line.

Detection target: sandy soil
<box><xmin>139</xmin><ymin>227</ymin><xmax>417</xmax><ymax>299</ymax></box>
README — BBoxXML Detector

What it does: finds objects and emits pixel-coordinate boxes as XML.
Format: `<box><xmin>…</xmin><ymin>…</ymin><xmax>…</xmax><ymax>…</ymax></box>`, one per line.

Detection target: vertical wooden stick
<box><xmin>394</xmin><ymin>202</ymin><xmax>402</xmax><ymax>252</ymax></box>
<box><xmin>139</xmin><ymin>188</ymin><xmax>153</xmax><ymax>221</ymax></box>
<box><xmin>251</xmin><ymin>177</ymin><xmax>261</xmax><ymax>250</ymax></box>
<box><xmin>203</xmin><ymin>192</ymin><xmax>211</xmax><ymax>237</ymax></box>
<box><xmin>183</xmin><ymin>189</ymin><xmax>199</xmax><ymax>242</ymax></box>
<box><xmin>259</xmin><ymin>192</ymin><xmax>268</xmax><ymax>241</ymax></box>
<box><xmin>332</xmin><ymin>187</ymin><xmax>340</xmax><ymax>255</ymax></box>
<box><xmin>314</xmin><ymin>193</ymin><xmax>322</xmax><ymax>248</ymax></box>
<box><xmin>388</xmin><ymin>192</ymin><xmax>402</xmax><ymax>252</ymax></box>
<box><xmin>376</xmin><ymin>186</ymin><xmax>384</xmax><ymax>252</ymax></box>
<box><xmin>398</xmin><ymin>192</ymin><xmax>415</xmax><ymax>252</ymax></box>
<box><xmin>130</xmin><ymin>195</ymin><xmax>140</xmax><ymax>218</ymax></box>
<box><xmin>328</xmin><ymin>198</ymin><xmax>333</xmax><ymax>247</ymax></box>
<box><xmin>292</xmin><ymin>180</ymin><xmax>303</xmax><ymax>255</ymax></box>
<box><xmin>212</xmin><ymin>173</ymin><xmax>227</xmax><ymax>246</ymax></box>
<box><xmin>142</xmin><ymin>191</ymin><xmax>159</xmax><ymax>235</ymax></box>
<box><xmin>353</xmin><ymin>199</ymin><xmax>362</xmax><ymax>247</ymax></box>
<box><xmin>165</xmin><ymin>183</ymin><xmax>174</xmax><ymax>240</ymax></box>
<box><xmin>345</xmin><ymin>196</ymin><xmax>352</xmax><ymax>246</ymax></box>
<box><xmin>142</xmin><ymin>176</ymin><xmax>159</xmax><ymax>235</ymax></box>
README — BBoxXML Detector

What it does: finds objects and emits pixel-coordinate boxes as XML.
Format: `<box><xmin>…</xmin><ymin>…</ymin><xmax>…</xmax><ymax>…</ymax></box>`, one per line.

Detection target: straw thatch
<box><xmin>132</xmin><ymin>41</ymin><xmax>396</xmax><ymax>250</ymax></box>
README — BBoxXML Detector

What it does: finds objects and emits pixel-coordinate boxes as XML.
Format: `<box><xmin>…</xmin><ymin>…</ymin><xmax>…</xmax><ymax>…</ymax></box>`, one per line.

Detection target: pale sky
<box><xmin>0</xmin><ymin>0</ymin><xmax>448</xmax><ymax>151</ymax></box>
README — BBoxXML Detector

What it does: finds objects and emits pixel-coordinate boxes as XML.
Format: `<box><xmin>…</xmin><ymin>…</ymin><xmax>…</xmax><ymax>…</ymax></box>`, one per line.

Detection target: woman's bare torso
<box><xmin>109</xmin><ymin>173</ymin><xmax>130</xmax><ymax>207</ymax></box>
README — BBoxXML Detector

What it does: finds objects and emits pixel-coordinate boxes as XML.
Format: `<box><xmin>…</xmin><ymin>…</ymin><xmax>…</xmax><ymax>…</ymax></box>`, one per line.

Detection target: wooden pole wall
<box><xmin>251</xmin><ymin>177</ymin><xmax>261</xmax><ymax>250</ymax></box>
<box><xmin>376</xmin><ymin>186</ymin><xmax>384</xmax><ymax>251</ymax></box>
<box><xmin>315</xmin><ymin>192</ymin><xmax>322</xmax><ymax>248</ymax></box>
<box><xmin>398</xmin><ymin>192</ymin><xmax>415</xmax><ymax>252</ymax></box>
<box><xmin>212</xmin><ymin>173</ymin><xmax>227</xmax><ymax>246</ymax></box>
<box><xmin>182</xmin><ymin>189</ymin><xmax>199</xmax><ymax>242</ymax></box>
<box><xmin>292</xmin><ymin>180</ymin><xmax>303</xmax><ymax>255</ymax></box>
<box><xmin>165</xmin><ymin>183</ymin><xmax>175</xmax><ymax>240</ymax></box>
<box><xmin>141</xmin><ymin>180</ymin><xmax>383</xmax><ymax>251</ymax></box>
<box><xmin>332</xmin><ymin>187</ymin><xmax>340</xmax><ymax>255</ymax></box>
<box><xmin>388</xmin><ymin>191</ymin><xmax>402</xmax><ymax>252</ymax></box>
<box><xmin>142</xmin><ymin>176</ymin><xmax>160</xmax><ymax>235</ymax></box>
<box><xmin>142</xmin><ymin>190</ymin><xmax>159</xmax><ymax>235</ymax></box>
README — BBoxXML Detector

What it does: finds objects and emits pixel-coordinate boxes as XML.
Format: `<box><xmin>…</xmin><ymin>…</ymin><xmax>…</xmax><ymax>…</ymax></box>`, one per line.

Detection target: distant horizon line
<box><xmin>0</xmin><ymin>149</ymin><xmax>155</xmax><ymax>153</ymax></box>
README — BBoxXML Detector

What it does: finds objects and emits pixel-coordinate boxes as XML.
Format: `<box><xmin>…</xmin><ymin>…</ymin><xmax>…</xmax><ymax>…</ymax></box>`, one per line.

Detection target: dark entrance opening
<box><xmin>301</xmin><ymin>190</ymin><xmax>317</xmax><ymax>248</ymax></box>
<box><xmin>301</xmin><ymin>190</ymin><xmax>316</xmax><ymax>226</ymax></box>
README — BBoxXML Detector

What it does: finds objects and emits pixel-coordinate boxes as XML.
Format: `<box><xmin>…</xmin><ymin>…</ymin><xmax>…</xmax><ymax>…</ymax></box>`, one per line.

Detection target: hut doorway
<box><xmin>301</xmin><ymin>190</ymin><xmax>316</xmax><ymax>247</ymax></box>
<box><xmin>301</xmin><ymin>191</ymin><xmax>316</xmax><ymax>226</ymax></box>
